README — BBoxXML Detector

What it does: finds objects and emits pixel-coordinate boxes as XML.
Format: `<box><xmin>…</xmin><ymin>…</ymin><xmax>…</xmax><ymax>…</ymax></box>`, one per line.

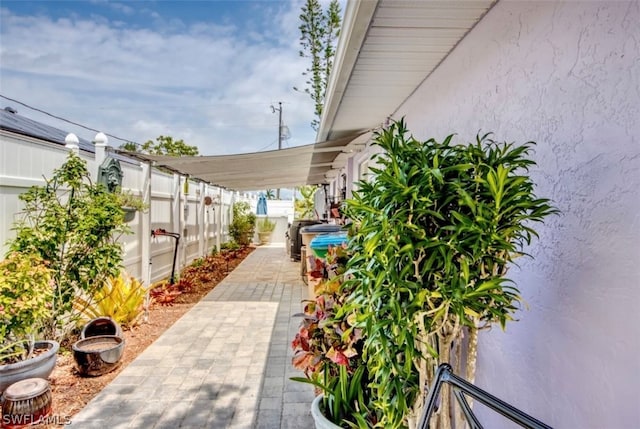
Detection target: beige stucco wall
<box><xmin>336</xmin><ymin>1</ymin><xmax>639</xmax><ymax>426</ymax></box>
<box><xmin>385</xmin><ymin>1</ymin><xmax>640</xmax><ymax>427</ymax></box>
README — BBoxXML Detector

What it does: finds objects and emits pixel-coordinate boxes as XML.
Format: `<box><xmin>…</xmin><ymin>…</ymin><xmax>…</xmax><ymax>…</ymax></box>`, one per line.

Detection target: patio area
<box><xmin>67</xmin><ymin>244</ymin><xmax>314</xmax><ymax>429</ymax></box>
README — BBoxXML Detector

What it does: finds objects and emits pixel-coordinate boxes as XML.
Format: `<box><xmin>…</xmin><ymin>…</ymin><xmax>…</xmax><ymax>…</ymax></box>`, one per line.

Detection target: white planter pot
<box><xmin>311</xmin><ymin>395</ymin><xmax>342</xmax><ymax>429</ymax></box>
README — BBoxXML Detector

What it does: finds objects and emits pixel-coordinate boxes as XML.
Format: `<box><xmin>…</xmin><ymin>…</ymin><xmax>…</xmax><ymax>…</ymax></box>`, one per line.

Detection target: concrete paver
<box><xmin>68</xmin><ymin>244</ymin><xmax>314</xmax><ymax>428</ymax></box>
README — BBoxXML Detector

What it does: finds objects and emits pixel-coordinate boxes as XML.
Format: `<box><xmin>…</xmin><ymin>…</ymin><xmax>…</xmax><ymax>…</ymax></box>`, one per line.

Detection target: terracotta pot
<box><xmin>258</xmin><ymin>231</ymin><xmax>272</xmax><ymax>245</ymax></box>
<box><xmin>0</xmin><ymin>341</ymin><xmax>59</xmax><ymax>395</ymax></box>
<box><xmin>311</xmin><ymin>395</ymin><xmax>342</xmax><ymax>429</ymax></box>
<box><xmin>72</xmin><ymin>335</ymin><xmax>124</xmax><ymax>377</ymax></box>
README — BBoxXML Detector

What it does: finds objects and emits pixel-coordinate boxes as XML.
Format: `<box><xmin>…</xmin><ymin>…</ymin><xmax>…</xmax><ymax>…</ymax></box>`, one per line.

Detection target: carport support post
<box><xmin>216</xmin><ymin>187</ymin><xmax>223</xmax><ymax>252</ymax></box>
<box><xmin>141</xmin><ymin>161</ymin><xmax>152</xmax><ymax>321</ymax></box>
<box><xmin>141</xmin><ymin>162</ymin><xmax>152</xmax><ymax>281</ymax></box>
<box><xmin>172</xmin><ymin>174</ymin><xmax>182</xmax><ymax>277</ymax></box>
<box><xmin>198</xmin><ymin>182</ymin><xmax>205</xmax><ymax>257</ymax></box>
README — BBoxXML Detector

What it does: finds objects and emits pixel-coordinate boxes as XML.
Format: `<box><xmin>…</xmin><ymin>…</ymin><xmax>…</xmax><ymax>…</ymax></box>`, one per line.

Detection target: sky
<box><xmin>0</xmin><ymin>0</ymin><xmax>341</xmax><ymax>155</ymax></box>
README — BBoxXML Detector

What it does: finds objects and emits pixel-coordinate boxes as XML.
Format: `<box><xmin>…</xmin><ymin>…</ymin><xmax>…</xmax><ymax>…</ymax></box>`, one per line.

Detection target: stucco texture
<box><xmin>395</xmin><ymin>1</ymin><xmax>640</xmax><ymax>427</ymax></box>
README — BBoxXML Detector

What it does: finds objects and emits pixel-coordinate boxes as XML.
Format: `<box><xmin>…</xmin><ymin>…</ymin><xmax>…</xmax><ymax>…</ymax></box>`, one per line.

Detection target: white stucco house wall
<box><xmin>319</xmin><ymin>1</ymin><xmax>640</xmax><ymax>427</ymax></box>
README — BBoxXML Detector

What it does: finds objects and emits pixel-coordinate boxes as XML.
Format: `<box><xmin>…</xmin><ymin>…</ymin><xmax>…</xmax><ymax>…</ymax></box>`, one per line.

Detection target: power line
<box><xmin>0</xmin><ymin>94</ymin><xmax>293</xmax><ymax>152</ymax></box>
<box><xmin>256</xmin><ymin>139</ymin><xmax>278</xmax><ymax>152</ymax></box>
<box><xmin>0</xmin><ymin>94</ymin><xmax>141</xmax><ymax>146</ymax></box>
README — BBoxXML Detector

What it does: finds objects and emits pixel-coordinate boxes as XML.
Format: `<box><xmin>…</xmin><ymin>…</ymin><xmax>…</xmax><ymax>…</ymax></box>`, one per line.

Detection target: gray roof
<box><xmin>0</xmin><ymin>107</ymin><xmax>135</xmax><ymax>163</ymax></box>
<box><xmin>0</xmin><ymin>106</ymin><xmax>97</xmax><ymax>152</ymax></box>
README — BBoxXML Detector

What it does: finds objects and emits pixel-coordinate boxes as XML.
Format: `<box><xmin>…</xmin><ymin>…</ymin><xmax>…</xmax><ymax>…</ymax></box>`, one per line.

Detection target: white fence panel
<box><xmin>0</xmin><ymin>130</ymin><xmax>245</xmax><ymax>288</ymax></box>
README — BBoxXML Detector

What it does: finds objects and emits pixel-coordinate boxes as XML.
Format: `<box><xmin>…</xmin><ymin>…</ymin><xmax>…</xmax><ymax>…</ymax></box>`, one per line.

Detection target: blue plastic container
<box><xmin>309</xmin><ymin>232</ymin><xmax>348</xmax><ymax>258</ymax></box>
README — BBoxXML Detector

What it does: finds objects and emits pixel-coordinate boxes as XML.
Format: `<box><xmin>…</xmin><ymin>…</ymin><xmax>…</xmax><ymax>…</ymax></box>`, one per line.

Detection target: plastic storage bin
<box><xmin>300</xmin><ymin>224</ymin><xmax>343</xmax><ymax>248</ymax></box>
<box><xmin>309</xmin><ymin>232</ymin><xmax>349</xmax><ymax>259</ymax></box>
<box><xmin>288</xmin><ymin>220</ymin><xmax>323</xmax><ymax>261</ymax></box>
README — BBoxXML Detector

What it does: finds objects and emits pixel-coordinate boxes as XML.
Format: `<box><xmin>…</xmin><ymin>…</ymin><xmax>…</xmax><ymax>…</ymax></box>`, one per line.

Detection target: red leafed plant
<box><xmin>291</xmin><ymin>276</ymin><xmax>362</xmax><ymax>375</ymax></box>
<box><xmin>149</xmin><ymin>248</ymin><xmax>249</xmax><ymax>306</ymax></box>
<box><xmin>290</xmin><ymin>245</ymin><xmax>374</xmax><ymax>426</ymax></box>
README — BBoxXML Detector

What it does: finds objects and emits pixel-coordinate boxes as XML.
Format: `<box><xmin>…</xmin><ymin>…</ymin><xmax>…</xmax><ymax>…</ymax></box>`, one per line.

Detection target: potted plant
<box><xmin>256</xmin><ymin>217</ymin><xmax>276</xmax><ymax>244</ymax></box>
<box><xmin>0</xmin><ymin>252</ymin><xmax>59</xmax><ymax>394</ymax></box>
<box><xmin>291</xmin><ymin>246</ymin><xmax>374</xmax><ymax>428</ymax></box>
<box><xmin>343</xmin><ymin>119</ymin><xmax>558</xmax><ymax>428</ymax></box>
<box><xmin>116</xmin><ymin>189</ymin><xmax>148</xmax><ymax>223</ymax></box>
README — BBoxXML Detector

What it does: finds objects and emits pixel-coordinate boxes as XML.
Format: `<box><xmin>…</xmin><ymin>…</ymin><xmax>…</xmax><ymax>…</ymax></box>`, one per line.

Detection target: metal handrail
<box><xmin>417</xmin><ymin>363</ymin><xmax>553</xmax><ymax>429</ymax></box>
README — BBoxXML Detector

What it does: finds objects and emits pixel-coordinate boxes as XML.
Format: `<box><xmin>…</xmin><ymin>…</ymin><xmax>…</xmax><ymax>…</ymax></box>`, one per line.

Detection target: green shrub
<box><xmin>228</xmin><ymin>201</ymin><xmax>256</xmax><ymax>246</ymax></box>
<box><xmin>0</xmin><ymin>252</ymin><xmax>53</xmax><ymax>363</ymax></box>
<box><xmin>220</xmin><ymin>241</ymin><xmax>240</xmax><ymax>252</ymax></box>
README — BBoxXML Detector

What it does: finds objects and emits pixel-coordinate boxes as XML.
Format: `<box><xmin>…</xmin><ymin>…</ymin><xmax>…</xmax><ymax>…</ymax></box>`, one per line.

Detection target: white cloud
<box><xmin>0</xmin><ymin>1</ymin><xmax>318</xmax><ymax>155</ymax></box>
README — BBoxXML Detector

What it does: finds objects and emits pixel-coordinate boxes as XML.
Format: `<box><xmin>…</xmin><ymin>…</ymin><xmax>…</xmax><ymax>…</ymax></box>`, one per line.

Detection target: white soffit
<box><xmin>319</xmin><ymin>0</ymin><xmax>496</xmax><ymax>141</ymax></box>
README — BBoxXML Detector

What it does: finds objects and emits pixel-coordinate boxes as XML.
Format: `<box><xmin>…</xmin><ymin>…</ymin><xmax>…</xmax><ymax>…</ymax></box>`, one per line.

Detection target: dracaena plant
<box><xmin>291</xmin><ymin>245</ymin><xmax>374</xmax><ymax>427</ymax></box>
<box><xmin>343</xmin><ymin>119</ymin><xmax>558</xmax><ymax>428</ymax></box>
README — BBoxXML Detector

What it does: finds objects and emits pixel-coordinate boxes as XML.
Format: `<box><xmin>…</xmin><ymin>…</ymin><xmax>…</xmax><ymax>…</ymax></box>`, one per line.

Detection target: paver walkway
<box><xmin>68</xmin><ymin>244</ymin><xmax>315</xmax><ymax>429</ymax></box>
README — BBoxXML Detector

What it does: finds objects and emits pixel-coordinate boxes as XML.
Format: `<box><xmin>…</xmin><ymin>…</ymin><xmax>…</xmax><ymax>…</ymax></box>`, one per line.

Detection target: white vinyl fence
<box><xmin>0</xmin><ymin>129</ymin><xmax>250</xmax><ymax>287</ymax></box>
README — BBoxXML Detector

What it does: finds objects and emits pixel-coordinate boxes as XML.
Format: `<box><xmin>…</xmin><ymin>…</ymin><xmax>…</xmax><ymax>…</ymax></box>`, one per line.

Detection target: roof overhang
<box><xmin>117</xmin><ymin>132</ymin><xmax>367</xmax><ymax>191</ymax></box>
<box><xmin>318</xmin><ymin>0</ymin><xmax>497</xmax><ymax>141</ymax></box>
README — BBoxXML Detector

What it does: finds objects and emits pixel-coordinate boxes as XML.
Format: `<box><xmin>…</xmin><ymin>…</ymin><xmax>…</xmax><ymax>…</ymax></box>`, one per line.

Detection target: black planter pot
<box><xmin>72</xmin><ymin>335</ymin><xmax>125</xmax><ymax>377</ymax></box>
<box><xmin>80</xmin><ymin>317</ymin><xmax>123</xmax><ymax>339</ymax></box>
<box><xmin>0</xmin><ymin>340</ymin><xmax>59</xmax><ymax>395</ymax></box>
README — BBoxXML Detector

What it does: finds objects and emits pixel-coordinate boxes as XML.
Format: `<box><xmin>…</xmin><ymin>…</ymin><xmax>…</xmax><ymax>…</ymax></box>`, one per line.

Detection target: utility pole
<box><xmin>277</xmin><ymin>101</ymin><xmax>283</xmax><ymax>151</ymax></box>
<box><xmin>272</xmin><ymin>101</ymin><xmax>283</xmax><ymax>199</ymax></box>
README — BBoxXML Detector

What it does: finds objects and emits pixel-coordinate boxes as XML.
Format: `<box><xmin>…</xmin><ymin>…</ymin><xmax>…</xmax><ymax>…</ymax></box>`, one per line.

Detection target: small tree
<box><xmin>7</xmin><ymin>152</ymin><xmax>131</xmax><ymax>340</ymax></box>
<box><xmin>120</xmin><ymin>135</ymin><xmax>199</xmax><ymax>156</ymax></box>
<box><xmin>296</xmin><ymin>0</ymin><xmax>341</xmax><ymax>130</ymax></box>
<box><xmin>228</xmin><ymin>202</ymin><xmax>256</xmax><ymax>246</ymax></box>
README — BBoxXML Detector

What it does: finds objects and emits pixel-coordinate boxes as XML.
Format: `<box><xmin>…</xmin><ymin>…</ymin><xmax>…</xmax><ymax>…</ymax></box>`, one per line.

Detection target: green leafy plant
<box><xmin>256</xmin><ymin>217</ymin><xmax>276</xmax><ymax>233</ymax></box>
<box><xmin>228</xmin><ymin>201</ymin><xmax>256</xmax><ymax>246</ymax></box>
<box><xmin>0</xmin><ymin>252</ymin><xmax>53</xmax><ymax>363</ymax></box>
<box><xmin>220</xmin><ymin>241</ymin><xmax>240</xmax><ymax>252</ymax></box>
<box><xmin>295</xmin><ymin>185</ymin><xmax>318</xmax><ymax>219</ymax></box>
<box><xmin>291</xmin><ymin>245</ymin><xmax>373</xmax><ymax>427</ymax></box>
<box><xmin>117</xmin><ymin>189</ymin><xmax>148</xmax><ymax>211</ymax></box>
<box><xmin>343</xmin><ymin>119</ymin><xmax>558</xmax><ymax>428</ymax></box>
<box><xmin>7</xmin><ymin>152</ymin><xmax>131</xmax><ymax>341</ymax></box>
<box><xmin>74</xmin><ymin>273</ymin><xmax>146</xmax><ymax>329</ymax></box>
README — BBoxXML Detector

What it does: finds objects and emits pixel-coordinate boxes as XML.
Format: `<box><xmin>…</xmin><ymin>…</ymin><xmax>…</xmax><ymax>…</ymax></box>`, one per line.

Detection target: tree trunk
<box><xmin>438</xmin><ymin>331</ymin><xmax>452</xmax><ymax>429</ymax></box>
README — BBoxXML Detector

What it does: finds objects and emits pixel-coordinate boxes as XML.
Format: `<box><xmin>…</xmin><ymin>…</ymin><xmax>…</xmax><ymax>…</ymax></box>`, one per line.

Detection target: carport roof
<box><xmin>117</xmin><ymin>132</ymin><xmax>368</xmax><ymax>191</ymax></box>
